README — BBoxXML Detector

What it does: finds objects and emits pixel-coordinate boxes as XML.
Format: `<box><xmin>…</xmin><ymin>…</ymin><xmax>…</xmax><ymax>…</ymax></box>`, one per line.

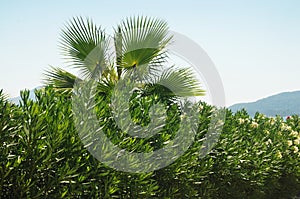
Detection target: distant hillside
<box><xmin>229</xmin><ymin>91</ymin><xmax>300</xmax><ymax>117</ymax></box>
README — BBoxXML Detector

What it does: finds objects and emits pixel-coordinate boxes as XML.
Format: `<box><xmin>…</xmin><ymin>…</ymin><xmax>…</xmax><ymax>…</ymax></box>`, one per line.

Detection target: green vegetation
<box><xmin>1</xmin><ymin>16</ymin><xmax>300</xmax><ymax>198</ymax></box>
<box><xmin>44</xmin><ymin>16</ymin><xmax>204</xmax><ymax>97</ymax></box>
<box><xmin>1</xmin><ymin>88</ymin><xmax>300</xmax><ymax>198</ymax></box>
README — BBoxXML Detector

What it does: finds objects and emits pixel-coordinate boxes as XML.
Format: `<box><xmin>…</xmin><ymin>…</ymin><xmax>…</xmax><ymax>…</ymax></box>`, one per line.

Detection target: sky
<box><xmin>1</xmin><ymin>0</ymin><xmax>300</xmax><ymax>106</ymax></box>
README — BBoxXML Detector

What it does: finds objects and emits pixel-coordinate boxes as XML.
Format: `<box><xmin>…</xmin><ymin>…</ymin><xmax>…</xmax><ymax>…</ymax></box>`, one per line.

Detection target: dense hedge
<box><xmin>0</xmin><ymin>87</ymin><xmax>300</xmax><ymax>198</ymax></box>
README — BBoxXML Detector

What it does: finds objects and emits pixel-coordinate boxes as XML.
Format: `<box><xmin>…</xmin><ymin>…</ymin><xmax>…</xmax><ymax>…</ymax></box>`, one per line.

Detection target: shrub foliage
<box><xmin>1</xmin><ymin>88</ymin><xmax>300</xmax><ymax>198</ymax></box>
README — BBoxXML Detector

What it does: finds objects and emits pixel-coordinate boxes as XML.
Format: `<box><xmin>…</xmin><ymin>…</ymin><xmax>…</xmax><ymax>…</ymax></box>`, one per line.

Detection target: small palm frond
<box><xmin>43</xmin><ymin>66</ymin><xmax>78</xmax><ymax>90</ymax></box>
<box><xmin>60</xmin><ymin>17</ymin><xmax>109</xmax><ymax>79</ymax></box>
<box><xmin>102</xmin><ymin>64</ymin><xmax>118</xmax><ymax>83</ymax></box>
<box><xmin>97</xmin><ymin>64</ymin><xmax>117</xmax><ymax>96</ymax></box>
<box><xmin>96</xmin><ymin>79</ymin><xmax>115</xmax><ymax>97</ymax></box>
<box><xmin>147</xmin><ymin>67</ymin><xmax>205</xmax><ymax>97</ymax></box>
<box><xmin>115</xmin><ymin>16</ymin><xmax>172</xmax><ymax>72</ymax></box>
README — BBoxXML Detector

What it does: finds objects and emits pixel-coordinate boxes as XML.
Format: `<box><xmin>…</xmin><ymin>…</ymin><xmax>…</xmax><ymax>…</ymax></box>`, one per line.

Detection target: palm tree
<box><xmin>44</xmin><ymin>16</ymin><xmax>204</xmax><ymax>98</ymax></box>
<box><xmin>44</xmin><ymin>16</ymin><xmax>206</xmax><ymax>172</ymax></box>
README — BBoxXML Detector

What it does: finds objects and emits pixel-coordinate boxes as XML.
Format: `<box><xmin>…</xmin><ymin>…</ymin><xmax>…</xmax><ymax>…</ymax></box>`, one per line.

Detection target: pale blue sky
<box><xmin>1</xmin><ymin>0</ymin><xmax>300</xmax><ymax>106</ymax></box>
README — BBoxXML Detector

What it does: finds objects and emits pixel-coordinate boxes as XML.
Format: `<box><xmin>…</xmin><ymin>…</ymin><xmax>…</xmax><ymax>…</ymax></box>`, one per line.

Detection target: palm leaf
<box><xmin>115</xmin><ymin>16</ymin><xmax>172</xmax><ymax>73</ymax></box>
<box><xmin>43</xmin><ymin>66</ymin><xmax>78</xmax><ymax>90</ymax></box>
<box><xmin>97</xmin><ymin>64</ymin><xmax>117</xmax><ymax>96</ymax></box>
<box><xmin>146</xmin><ymin>67</ymin><xmax>205</xmax><ymax>97</ymax></box>
<box><xmin>60</xmin><ymin>17</ymin><xmax>109</xmax><ymax>79</ymax></box>
<box><xmin>96</xmin><ymin>80</ymin><xmax>114</xmax><ymax>97</ymax></box>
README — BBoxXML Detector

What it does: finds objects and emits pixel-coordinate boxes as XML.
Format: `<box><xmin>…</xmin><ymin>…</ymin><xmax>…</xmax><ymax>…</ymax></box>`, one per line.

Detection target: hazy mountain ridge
<box><xmin>229</xmin><ymin>91</ymin><xmax>300</xmax><ymax>117</ymax></box>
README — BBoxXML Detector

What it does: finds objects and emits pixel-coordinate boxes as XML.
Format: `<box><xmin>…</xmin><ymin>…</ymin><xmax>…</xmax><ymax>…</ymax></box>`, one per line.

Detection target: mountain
<box><xmin>9</xmin><ymin>86</ymin><xmax>42</xmax><ymax>105</ymax></box>
<box><xmin>229</xmin><ymin>91</ymin><xmax>300</xmax><ymax>117</ymax></box>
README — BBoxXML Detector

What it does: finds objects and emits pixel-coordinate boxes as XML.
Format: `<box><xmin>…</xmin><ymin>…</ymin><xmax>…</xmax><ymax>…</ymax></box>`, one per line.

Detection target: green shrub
<box><xmin>0</xmin><ymin>87</ymin><xmax>300</xmax><ymax>198</ymax></box>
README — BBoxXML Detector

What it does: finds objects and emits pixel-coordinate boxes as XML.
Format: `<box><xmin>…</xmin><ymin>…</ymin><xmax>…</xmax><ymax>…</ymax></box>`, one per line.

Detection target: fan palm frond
<box><xmin>43</xmin><ymin>66</ymin><xmax>78</xmax><ymax>90</ymax></box>
<box><xmin>96</xmin><ymin>79</ymin><xmax>115</xmax><ymax>97</ymax></box>
<box><xmin>115</xmin><ymin>16</ymin><xmax>172</xmax><ymax>72</ymax></box>
<box><xmin>60</xmin><ymin>17</ymin><xmax>109</xmax><ymax>79</ymax></box>
<box><xmin>147</xmin><ymin>67</ymin><xmax>205</xmax><ymax>97</ymax></box>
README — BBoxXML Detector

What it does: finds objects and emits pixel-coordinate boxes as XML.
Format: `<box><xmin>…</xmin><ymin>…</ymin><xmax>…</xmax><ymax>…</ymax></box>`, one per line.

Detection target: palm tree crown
<box><xmin>44</xmin><ymin>16</ymin><xmax>205</xmax><ymax>97</ymax></box>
